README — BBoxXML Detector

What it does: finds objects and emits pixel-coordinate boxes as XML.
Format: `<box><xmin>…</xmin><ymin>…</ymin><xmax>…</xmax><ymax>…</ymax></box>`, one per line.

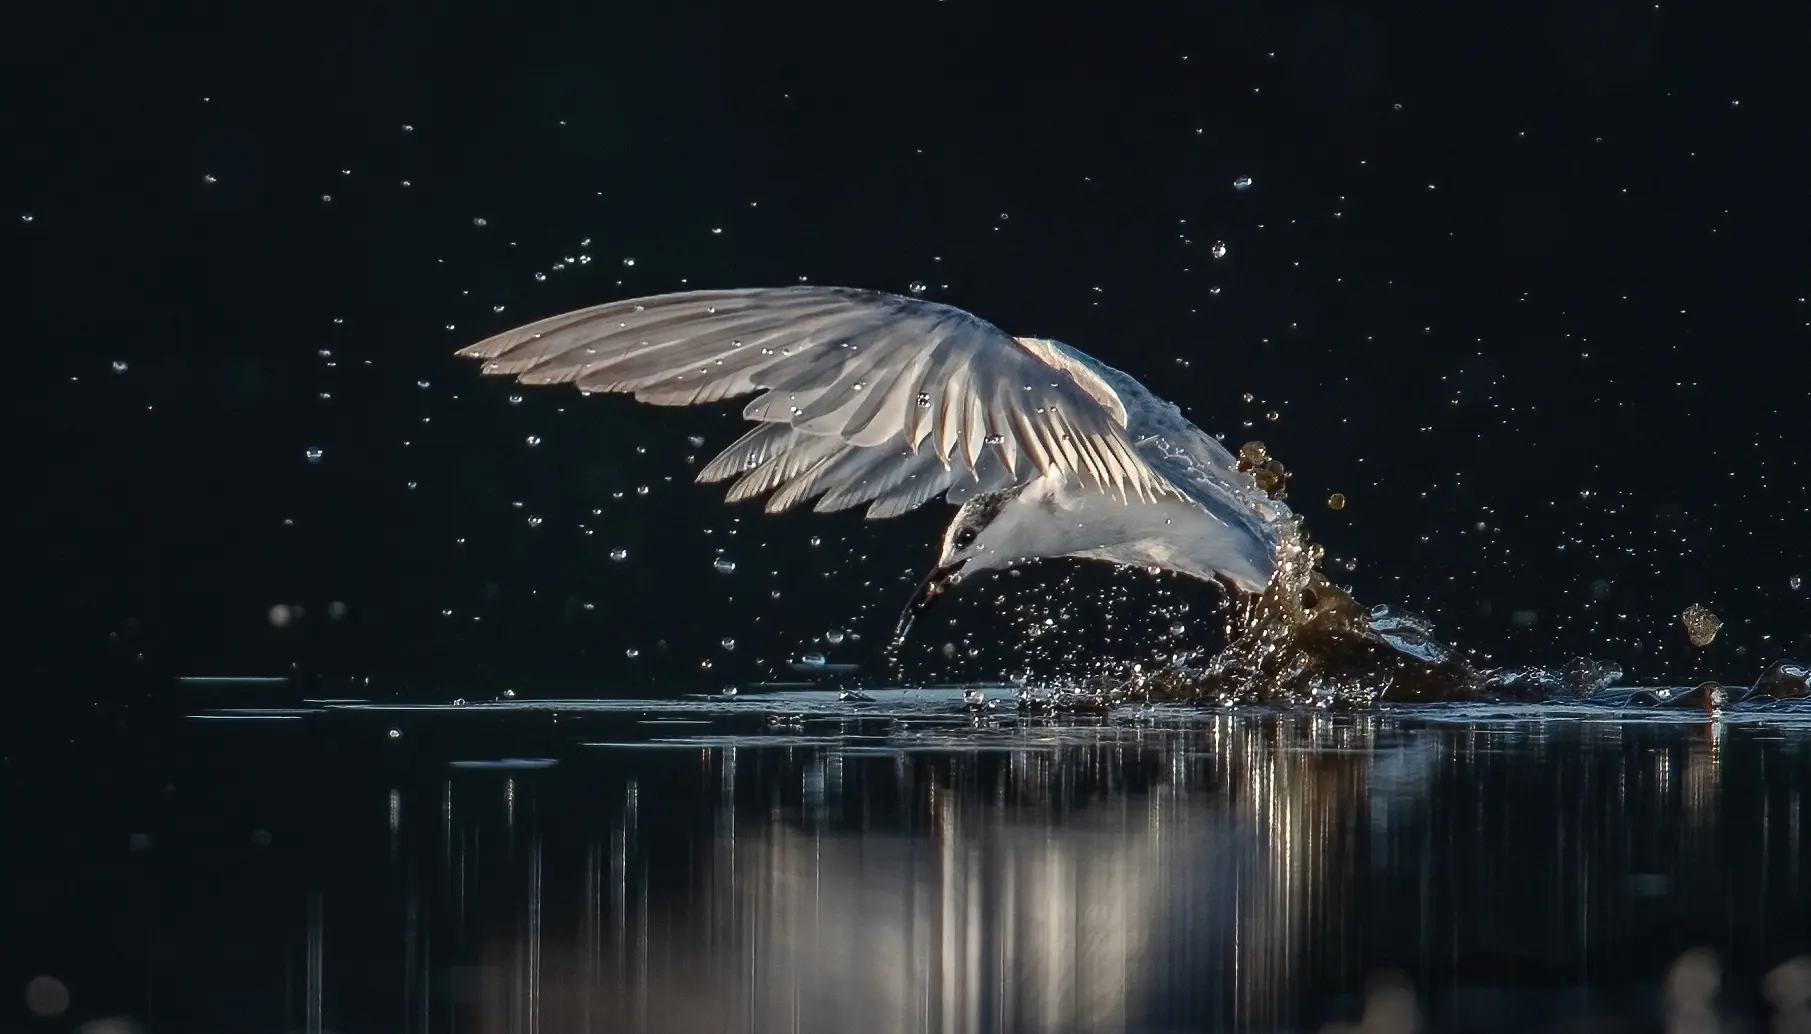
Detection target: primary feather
<box><xmin>457</xmin><ymin>286</ymin><xmax>1186</xmax><ymax>519</ymax></box>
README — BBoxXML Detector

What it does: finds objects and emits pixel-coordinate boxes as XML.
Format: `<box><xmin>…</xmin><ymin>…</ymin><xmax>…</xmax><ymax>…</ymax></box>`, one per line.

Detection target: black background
<box><xmin>11</xmin><ymin>0</ymin><xmax>1810</xmax><ymax>699</ymax></box>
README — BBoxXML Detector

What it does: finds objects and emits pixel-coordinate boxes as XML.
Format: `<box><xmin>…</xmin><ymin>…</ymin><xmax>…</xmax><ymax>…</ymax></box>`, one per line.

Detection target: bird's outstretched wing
<box><xmin>457</xmin><ymin>286</ymin><xmax>1178</xmax><ymax>518</ymax></box>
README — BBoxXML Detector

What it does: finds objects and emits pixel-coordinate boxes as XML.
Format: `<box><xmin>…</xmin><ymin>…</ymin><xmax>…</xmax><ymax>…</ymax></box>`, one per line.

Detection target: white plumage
<box><xmin>458</xmin><ymin>286</ymin><xmax>1298</xmax><ymax>602</ymax></box>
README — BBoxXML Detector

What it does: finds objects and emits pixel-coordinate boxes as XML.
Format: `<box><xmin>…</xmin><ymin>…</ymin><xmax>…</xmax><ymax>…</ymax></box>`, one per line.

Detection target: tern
<box><xmin>457</xmin><ymin>286</ymin><xmax>1301</xmax><ymax>627</ymax></box>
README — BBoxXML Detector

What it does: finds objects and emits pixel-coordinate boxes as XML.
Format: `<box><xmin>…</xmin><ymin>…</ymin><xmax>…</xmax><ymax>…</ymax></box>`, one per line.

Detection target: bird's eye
<box><xmin>954</xmin><ymin>528</ymin><xmax>978</xmax><ymax>549</ymax></box>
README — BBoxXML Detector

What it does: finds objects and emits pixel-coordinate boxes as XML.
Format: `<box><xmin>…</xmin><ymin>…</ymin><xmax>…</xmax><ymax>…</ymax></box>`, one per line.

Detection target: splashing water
<box><xmin>981</xmin><ymin>440</ymin><xmax>1807</xmax><ymax>713</ymax></box>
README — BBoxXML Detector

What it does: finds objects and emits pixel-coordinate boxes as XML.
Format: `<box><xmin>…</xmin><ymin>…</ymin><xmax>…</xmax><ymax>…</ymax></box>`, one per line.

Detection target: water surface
<box><xmin>7</xmin><ymin>690</ymin><xmax>1809</xmax><ymax>1033</ymax></box>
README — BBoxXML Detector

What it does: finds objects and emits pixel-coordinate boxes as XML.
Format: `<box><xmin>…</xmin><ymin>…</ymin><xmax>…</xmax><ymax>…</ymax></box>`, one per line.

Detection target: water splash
<box><xmin>1021</xmin><ymin>439</ymin><xmax>1809</xmax><ymax>711</ymax></box>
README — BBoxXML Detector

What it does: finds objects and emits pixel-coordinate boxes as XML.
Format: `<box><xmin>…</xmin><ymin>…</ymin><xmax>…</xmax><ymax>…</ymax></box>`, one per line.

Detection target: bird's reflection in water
<box><xmin>422</xmin><ymin>715</ymin><xmax>1805</xmax><ymax>1034</ymax></box>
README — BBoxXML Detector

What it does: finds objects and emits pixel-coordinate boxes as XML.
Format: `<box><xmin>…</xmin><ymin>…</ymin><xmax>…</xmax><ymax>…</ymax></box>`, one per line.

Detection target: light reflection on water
<box><xmin>11</xmin><ymin>695</ymin><xmax>1811</xmax><ymax>1033</ymax></box>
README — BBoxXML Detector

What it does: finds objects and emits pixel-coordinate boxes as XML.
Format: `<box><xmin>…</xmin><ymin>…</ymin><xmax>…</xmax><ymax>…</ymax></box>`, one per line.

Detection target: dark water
<box><xmin>7</xmin><ymin>689</ymin><xmax>1810</xmax><ymax>1033</ymax></box>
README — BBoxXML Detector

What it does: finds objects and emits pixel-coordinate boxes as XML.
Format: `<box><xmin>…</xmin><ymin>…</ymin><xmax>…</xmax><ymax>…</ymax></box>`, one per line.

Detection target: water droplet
<box><xmin>825</xmin><ymin>629</ymin><xmax>845</xmax><ymax>645</ymax></box>
<box><xmin>111</xmin><ymin>360</ymin><xmax>129</xmax><ymax>373</ymax></box>
<box><xmin>963</xmin><ymin>687</ymin><xmax>985</xmax><ymax>707</ymax></box>
<box><xmin>719</xmin><ymin>684</ymin><xmax>737</xmax><ymax>696</ymax></box>
<box><xmin>1233</xmin><ymin>176</ymin><xmax>1253</xmax><ymax>190</ymax></box>
<box><xmin>983</xmin><ymin>433</ymin><xmax>1006</xmax><ymax>445</ymax></box>
<box><xmin>508</xmin><ymin>394</ymin><xmax>523</xmax><ymax>405</ymax></box>
<box><xmin>1264</xmin><ymin>410</ymin><xmax>1280</xmax><ymax>422</ymax></box>
<box><xmin>1680</xmin><ymin>603</ymin><xmax>1721</xmax><ymax>647</ymax></box>
<box><xmin>534</xmin><ymin>272</ymin><xmax>547</xmax><ymax>281</ymax></box>
<box><xmin>798</xmin><ymin>652</ymin><xmax>827</xmax><ymax>668</ymax></box>
<box><xmin>20</xmin><ymin>213</ymin><xmax>35</xmax><ymax>223</ymax></box>
<box><xmin>625</xmin><ymin>647</ymin><xmax>640</xmax><ymax>658</ymax></box>
<box><xmin>417</xmin><ymin>380</ymin><xmax>431</xmax><ymax>390</ymax></box>
<box><xmin>203</xmin><ymin>173</ymin><xmax>218</xmax><ymax>185</ymax></box>
<box><xmin>610</xmin><ymin>548</ymin><xmax>628</xmax><ymax>561</ymax></box>
<box><xmin>1211</xmin><ymin>241</ymin><xmax>1228</xmax><ymax>260</ymax></box>
<box><xmin>472</xmin><ymin>217</ymin><xmax>487</xmax><ymax>227</ymax></box>
<box><xmin>1326</xmin><ymin>492</ymin><xmax>1347</xmax><ymax>511</ymax></box>
<box><xmin>1790</xmin><ymin>575</ymin><xmax>1802</xmax><ymax>591</ymax></box>
<box><xmin>687</xmin><ymin>435</ymin><xmax>705</xmax><ymax>448</ymax></box>
<box><xmin>713</xmin><ymin>558</ymin><xmax>737</xmax><ymax>574</ymax></box>
<box><xmin>622</xmin><ymin>257</ymin><xmax>636</xmax><ymax>267</ymax></box>
<box><xmin>526</xmin><ymin>435</ymin><xmax>542</xmax><ymax>446</ymax></box>
<box><xmin>1169</xmin><ymin>622</ymin><xmax>1187</xmax><ymax>636</ymax></box>
<box><xmin>305</xmin><ymin>447</ymin><xmax>324</xmax><ymax>464</ymax></box>
<box><xmin>808</xmin><ymin>536</ymin><xmax>822</xmax><ymax>547</ymax></box>
<box><xmin>635</xmin><ymin>485</ymin><xmax>650</xmax><ymax>496</ymax></box>
<box><xmin>916</xmin><ymin>392</ymin><xmax>932</xmax><ymax>408</ymax></box>
<box><xmin>720</xmin><ymin>637</ymin><xmax>737</xmax><ymax>650</ymax></box>
<box><xmin>1209</xmin><ymin>286</ymin><xmax>1222</xmax><ymax>295</ymax></box>
<box><xmin>527</xmin><ymin>515</ymin><xmax>544</xmax><ymax>528</ymax></box>
<box><xmin>909</xmin><ymin>281</ymin><xmax>928</xmax><ymax>294</ymax></box>
<box><xmin>387</xmin><ymin>728</ymin><xmax>402</xmax><ymax>740</ymax></box>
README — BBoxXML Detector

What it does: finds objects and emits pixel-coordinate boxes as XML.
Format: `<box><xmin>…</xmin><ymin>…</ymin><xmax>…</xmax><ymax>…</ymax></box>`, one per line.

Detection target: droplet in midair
<box><xmin>1211</xmin><ymin>241</ymin><xmax>1228</xmax><ymax>260</ymax></box>
<box><xmin>909</xmin><ymin>281</ymin><xmax>928</xmax><ymax>294</ymax></box>
<box><xmin>1327</xmin><ymin>492</ymin><xmax>1348</xmax><ymax>511</ymax></box>
<box><xmin>610</xmin><ymin>548</ymin><xmax>628</xmax><ymax>561</ymax></box>
<box><xmin>1680</xmin><ymin>603</ymin><xmax>1722</xmax><ymax>647</ymax></box>
<box><xmin>825</xmin><ymin>629</ymin><xmax>845</xmax><ymax>645</ymax></box>
<box><xmin>111</xmin><ymin>360</ymin><xmax>129</xmax><ymax>373</ymax></box>
<box><xmin>1233</xmin><ymin>176</ymin><xmax>1253</xmax><ymax>190</ymax></box>
<box><xmin>713</xmin><ymin>558</ymin><xmax>737</xmax><ymax>574</ymax></box>
<box><xmin>305</xmin><ymin>447</ymin><xmax>324</xmax><ymax>464</ymax></box>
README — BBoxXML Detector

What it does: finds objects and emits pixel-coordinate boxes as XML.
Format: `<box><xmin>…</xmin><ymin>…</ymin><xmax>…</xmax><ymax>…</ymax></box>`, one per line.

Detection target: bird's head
<box><xmin>895</xmin><ymin>502</ymin><xmax>1018</xmax><ymax>635</ymax></box>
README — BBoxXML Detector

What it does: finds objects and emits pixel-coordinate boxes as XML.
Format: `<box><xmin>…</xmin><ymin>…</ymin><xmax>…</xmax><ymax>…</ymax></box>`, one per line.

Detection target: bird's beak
<box><xmin>893</xmin><ymin>558</ymin><xmax>969</xmax><ymax>644</ymax></box>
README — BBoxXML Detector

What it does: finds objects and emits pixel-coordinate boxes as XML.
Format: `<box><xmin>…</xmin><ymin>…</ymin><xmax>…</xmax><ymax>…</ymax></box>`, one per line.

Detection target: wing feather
<box><xmin>457</xmin><ymin>286</ymin><xmax>1178</xmax><ymax>518</ymax></box>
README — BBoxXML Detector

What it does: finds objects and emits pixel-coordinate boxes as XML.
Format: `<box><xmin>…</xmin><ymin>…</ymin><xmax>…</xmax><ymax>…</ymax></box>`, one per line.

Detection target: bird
<box><xmin>456</xmin><ymin>286</ymin><xmax>1302</xmax><ymax>631</ymax></box>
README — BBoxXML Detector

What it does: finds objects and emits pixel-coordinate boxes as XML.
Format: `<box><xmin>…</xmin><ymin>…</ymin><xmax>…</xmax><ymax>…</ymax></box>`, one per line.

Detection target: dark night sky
<box><xmin>10</xmin><ymin>0</ymin><xmax>1809</xmax><ymax>697</ymax></box>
